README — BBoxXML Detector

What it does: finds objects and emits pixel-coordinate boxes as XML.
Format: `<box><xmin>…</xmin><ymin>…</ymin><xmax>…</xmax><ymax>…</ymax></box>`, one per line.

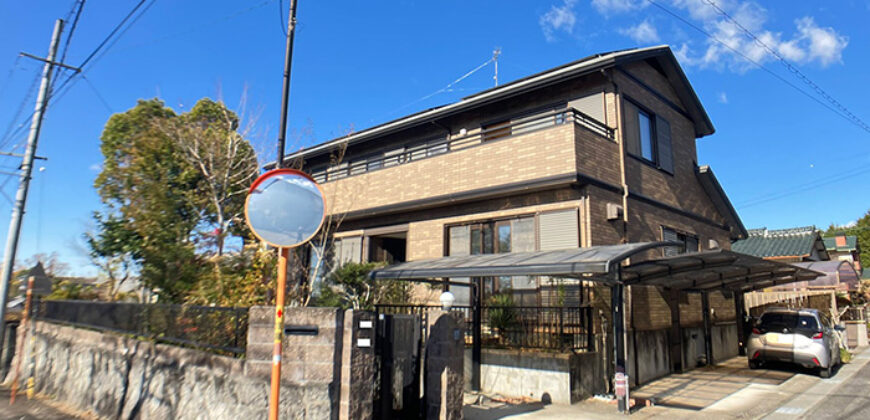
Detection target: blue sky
<box><xmin>0</xmin><ymin>0</ymin><xmax>868</xmax><ymax>275</ymax></box>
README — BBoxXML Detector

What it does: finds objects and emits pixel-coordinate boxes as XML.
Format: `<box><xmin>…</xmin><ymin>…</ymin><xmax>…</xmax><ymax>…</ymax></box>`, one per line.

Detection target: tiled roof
<box><xmin>732</xmin><ymin>226</ymin><xmax>822</xmax><ymax>259</ymax></box>
<box><xmin>823</xmin><ymin>235</ymin><xmax>858</xmax><ymax>252</ymax></box>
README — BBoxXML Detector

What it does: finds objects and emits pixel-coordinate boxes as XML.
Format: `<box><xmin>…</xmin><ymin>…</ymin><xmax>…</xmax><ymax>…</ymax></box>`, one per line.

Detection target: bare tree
<box><xmin>157</xmin><ymin>92</ymin><xmax>261</xmax><ymax>256</ymax></box>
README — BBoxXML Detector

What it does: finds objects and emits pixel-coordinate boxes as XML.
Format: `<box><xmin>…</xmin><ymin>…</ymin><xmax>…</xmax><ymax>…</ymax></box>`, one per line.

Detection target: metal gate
<box><xmin>374</xmin><ymin>313</ymin><xmax>423</xmax><ymax>419</ymax></box>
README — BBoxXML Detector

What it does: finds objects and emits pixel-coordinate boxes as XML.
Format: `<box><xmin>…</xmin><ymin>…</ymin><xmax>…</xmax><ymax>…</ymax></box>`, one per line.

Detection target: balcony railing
<box><xmin>311</xmin><ymin>107</ymin><xmax>614</xmax><ymax>183</ymax></box>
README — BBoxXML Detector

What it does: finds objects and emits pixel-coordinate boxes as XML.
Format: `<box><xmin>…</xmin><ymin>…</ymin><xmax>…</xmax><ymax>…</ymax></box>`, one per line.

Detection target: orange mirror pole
<box><xmin>269</xmin><ymin>247</ymin><xmax>290</xmax><ymax>420</ymax></box>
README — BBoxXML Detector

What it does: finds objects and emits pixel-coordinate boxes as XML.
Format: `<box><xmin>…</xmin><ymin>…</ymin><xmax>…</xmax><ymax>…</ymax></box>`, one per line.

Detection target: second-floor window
<box><xmin>624</xmin><ymin>98</ymin><xmax>674</xmax><ymax>174</ymax></box>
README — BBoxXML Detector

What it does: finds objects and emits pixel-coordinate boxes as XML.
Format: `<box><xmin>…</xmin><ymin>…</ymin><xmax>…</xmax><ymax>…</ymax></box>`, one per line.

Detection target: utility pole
<box><xmin>275</xmin><ymin>0</ymin><xmax>298</xmax><ymax>169</ymax></box>
<box><xmin>0</xmin><ymin>19</ymin><xmax>64</xmax><ymax>361</ymax></box>
<box><xmin>269</xmin><ymin>1</ymin><xmax>299</xmax><ymax>420</ymax></box>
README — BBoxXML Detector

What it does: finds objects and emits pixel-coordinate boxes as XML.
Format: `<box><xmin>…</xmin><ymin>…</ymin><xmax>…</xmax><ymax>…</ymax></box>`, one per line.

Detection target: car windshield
<box><xmin>759</xmin><ymin>312</ymin><xmax>819</xmax><ymax>332</ymax></box>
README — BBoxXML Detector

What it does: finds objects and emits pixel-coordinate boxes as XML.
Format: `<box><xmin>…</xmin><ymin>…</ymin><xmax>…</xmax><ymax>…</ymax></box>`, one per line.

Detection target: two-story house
<box><xmin>280</xmin><ymin>45</ymin><xmax>753</xmax><ymax>402</ymax></box>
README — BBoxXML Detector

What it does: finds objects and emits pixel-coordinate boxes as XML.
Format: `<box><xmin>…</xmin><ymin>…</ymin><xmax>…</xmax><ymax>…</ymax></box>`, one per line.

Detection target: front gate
<box><xmin>374</xmin><ymin>313</ymin><xmax>423</xmax><ymax>419</ymax></box>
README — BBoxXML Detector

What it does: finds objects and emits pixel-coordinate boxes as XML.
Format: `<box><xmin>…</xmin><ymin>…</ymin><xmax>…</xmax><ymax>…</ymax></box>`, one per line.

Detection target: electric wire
<box><xmin>109</xmin><ymin>0</ymin><xmax>273</xmax><ymax>54</ymax></box>
<box><xmin>0</xmin><ymin>56</ymin><xmax>23</xmax><ymax>102</ymax></box>
<box><xmin>0</xmin><ymin>69</ymin><xmax>42</xmax><ymax>151</ymax></box>
<box><xmin>279</xmin><ymin>0</ymin><xmax>288</xmax><ymax>36</ymax></box>
<box><xmin>737</xmin><ymin>165</ymin><xmax>870</xmax><ymax>208</ymax></box>
<box><xmin>81</xmin><ymin>75</ymin><xmax>114</xmax><ymax>113</ymax></box>
<box><xmin>644</xmin><ymin>0</ymin><xmax>867</xmax><ymax>134</ymax></box>
<box><xmin>0</xmin><ymin>0</ymin><xmax>156</xmax><ymax>149</ymax></box>
<box><xmin>701</xmin><ymin>0</ymin><xmax>870</xmax><ymax>134</ymax></box>
<box><xmin>383</xmin><ymin>56</ymin><xmax>496</xmax><ymax>119</ymax></box>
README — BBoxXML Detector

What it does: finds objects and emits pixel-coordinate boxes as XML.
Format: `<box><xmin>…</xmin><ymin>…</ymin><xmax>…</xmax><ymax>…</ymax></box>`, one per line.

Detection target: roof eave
<box><xmin>269</xmin><ymin>45</ymin><xmax>711</xmax><ymax>166</ymax></box>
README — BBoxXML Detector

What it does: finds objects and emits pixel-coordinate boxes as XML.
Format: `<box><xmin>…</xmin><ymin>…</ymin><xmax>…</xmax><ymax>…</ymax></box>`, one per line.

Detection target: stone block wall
<box><xmin>246</xmin><ymin>306</ymin><xmax>344</xmax><ymax>385</ymax></box>
<box><xmin>3</xmin><ymin>307</ymin><xmax>395</xmax><ymax>420</ymax></box>
<box><xmin>425</xmin><ymin>311</ymin><xmax>464</xmax><ymax>419</ymax></box>
<box><xmin>4</xmin><ymin>321</ymin><xmax>334</xmax><ymax>419</ymax></box>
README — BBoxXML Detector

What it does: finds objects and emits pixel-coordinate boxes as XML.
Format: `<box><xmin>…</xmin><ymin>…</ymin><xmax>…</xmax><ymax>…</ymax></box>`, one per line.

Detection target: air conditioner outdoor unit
<box><xmin>606</xmin><ymin>203</ymin><xmax>623</xmax><ymax>221</ymax></box>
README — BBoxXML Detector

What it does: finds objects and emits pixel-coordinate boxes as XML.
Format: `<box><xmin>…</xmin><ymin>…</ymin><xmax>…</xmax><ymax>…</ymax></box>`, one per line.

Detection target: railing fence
<box><xmin>34</xmin><ymin>300</ymin><xmax>248</xmax><ymax>356</ymax></box>
<box><xmin>376</xmin><ymin>303</ymin><xmax>594</xmax><ymax>352</ymax></box>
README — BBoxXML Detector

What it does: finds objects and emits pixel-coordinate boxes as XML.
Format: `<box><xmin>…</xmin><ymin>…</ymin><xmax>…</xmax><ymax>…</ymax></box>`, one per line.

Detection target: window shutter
<box><xmin>539</xmin><ymin>209</ymin><xmax>580</xmax><ymax>251</ymax></box>
<box><xmin>449</xmin><ymin>226</ymin><xmax>470</xmax><ymax>256</ymax></box>
<box><xmin>623</xmin><ymin>101</ymin><xmax>641</xmax><ymax>156</ymax></box>
<box><xmin>655</xmin><ymin>115</ymin><xmax>674</xmax><ymax>174</ymax></box>
<box><xmin>662</xmin><ymin>227</ymin><xmax>680</xmax><ymax>257</ymax></box>
<box><xmin>338</xmin><ymin>236</ymin><xmax>362</xmax><ymax>264</ymax></box>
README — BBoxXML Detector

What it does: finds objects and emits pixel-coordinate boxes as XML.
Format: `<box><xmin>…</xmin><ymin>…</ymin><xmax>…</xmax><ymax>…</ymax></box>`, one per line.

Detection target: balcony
<box><xmin>314</xmin><ymin>108</ymin><xmax>614</xmax><ymax>215</ymax></box>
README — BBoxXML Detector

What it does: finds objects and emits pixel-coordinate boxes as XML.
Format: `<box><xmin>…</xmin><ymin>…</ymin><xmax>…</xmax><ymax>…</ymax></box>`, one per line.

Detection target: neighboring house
<box><xmin>278</xmin><ymin>46</ymin><xmax>764</xmax><ymax>399</ymax></box>
<box><xmin>824</xmin><ymin>235</ymin><xmax>862</xmax><ymax>274</ymax></box>
<box><xmin>732</xmin><ymin>226</ymin><xmax>829</xmax><ymax>262</ymax></box>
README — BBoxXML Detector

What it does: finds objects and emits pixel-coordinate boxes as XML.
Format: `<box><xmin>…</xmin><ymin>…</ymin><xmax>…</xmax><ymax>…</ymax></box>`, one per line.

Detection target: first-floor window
<box><xmin>662</xmin><ymin>226</ymin><xmax>699</xmax><ymax>256</ymax></box>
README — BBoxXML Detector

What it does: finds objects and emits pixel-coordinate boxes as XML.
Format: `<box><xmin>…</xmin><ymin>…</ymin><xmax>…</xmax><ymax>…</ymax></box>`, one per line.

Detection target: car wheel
<box><xmin>820</xmin><ymin>364</ymin><xmax>832</xmax><ymax>378</ymax></box>
<box><xmin>749</xmin><ymin>360</ymin><xmax>760</xmax><ymax>369</ymax></box>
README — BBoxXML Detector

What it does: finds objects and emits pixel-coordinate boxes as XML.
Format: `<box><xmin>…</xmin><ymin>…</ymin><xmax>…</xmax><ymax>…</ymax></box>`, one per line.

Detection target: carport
<box><xmin>370</xmin><ymin>241</ymin><xmax>822</xmax><ymax>407</ymax></box>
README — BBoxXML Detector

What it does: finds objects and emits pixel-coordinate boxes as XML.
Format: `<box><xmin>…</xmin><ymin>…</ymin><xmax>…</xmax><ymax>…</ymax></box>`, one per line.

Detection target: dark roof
<box><xmin>371</xmin><ymin>242</ymin><xmax>672</xmax><ymax>280</ymax></box>
<box><xmin>732</xmin><ymin>226</ymin><xmax>829</xmax><ymax>260</ymax></box>
<box><xmin>274</xmin><ymin>45</ymin><xmax>714</xmax><ymax>166</ymax></box>
<box><xmin>697</xmin><ymin>165</ymin><xmax>747</xmax><ymax>240</ymax></box>
<box><xmin>823</xmin><ymin>236</ymin><xmax>858</xmax><ymax>252</ymax></box>
<box><xmin>370</xmin><ymin>242</ymin><xmax>822</xmax><ymax>293</ymax></box>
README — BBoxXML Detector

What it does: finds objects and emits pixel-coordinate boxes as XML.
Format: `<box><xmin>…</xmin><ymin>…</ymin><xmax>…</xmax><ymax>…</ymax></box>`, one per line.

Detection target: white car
<box><xmin>746</xmin><ymin>308</ymin><xmax>844</xmax><ymax>378</ymax></box>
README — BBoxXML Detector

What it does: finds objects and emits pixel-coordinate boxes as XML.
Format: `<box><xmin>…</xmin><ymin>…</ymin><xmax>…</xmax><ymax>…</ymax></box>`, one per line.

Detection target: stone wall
<box><xmin>464</xmin><ymin>348</ymin><xmax>606</xmax><ymax>405</ymax></box>
<box><xmin>4</xmin><ymin>321</ymin><xmax>334</xmax><ymax>419</ymax></box>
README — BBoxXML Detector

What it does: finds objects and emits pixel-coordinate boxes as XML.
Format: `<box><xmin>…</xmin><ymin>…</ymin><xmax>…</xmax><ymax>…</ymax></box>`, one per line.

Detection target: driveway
<box><xmin>631</xmin><ymin>357</ymin><xmax>797</xmax><ymax>410</ymax></box>
<box><xmin>464</xmin><ymin>346</ymin><xmax>870</xmax><ymax>419</ymax></box>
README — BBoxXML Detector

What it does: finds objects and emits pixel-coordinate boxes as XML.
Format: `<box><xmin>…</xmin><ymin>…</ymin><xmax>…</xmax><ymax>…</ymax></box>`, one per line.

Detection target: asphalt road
<box><xmin>0</xmin><ymin>386</ymin><xmax>89</xmax><ymax>420</ymax></box>
<box><xmin>803</xmin><ymin>360</ymin><xmax>870</xmax><ymax>419</ymax></box>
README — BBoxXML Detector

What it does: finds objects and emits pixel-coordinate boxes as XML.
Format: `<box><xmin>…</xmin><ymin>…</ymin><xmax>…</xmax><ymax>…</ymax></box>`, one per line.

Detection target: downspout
<box><xmin>609</xmin><ymin>69</ymin><xmax>634</xmax><ymax>388</ymax></box>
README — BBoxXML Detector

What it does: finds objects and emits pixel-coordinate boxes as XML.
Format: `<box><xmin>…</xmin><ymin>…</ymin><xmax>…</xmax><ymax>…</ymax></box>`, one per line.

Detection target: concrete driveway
<box><xmin>631</xmin><ymin>357</ymin><xmax>797</xmax><ymax>410</ymax></box>
<box><xmin>465</xmin><ymin>347</ymin><xmax>870</xmax><ymax>419</ymax></box>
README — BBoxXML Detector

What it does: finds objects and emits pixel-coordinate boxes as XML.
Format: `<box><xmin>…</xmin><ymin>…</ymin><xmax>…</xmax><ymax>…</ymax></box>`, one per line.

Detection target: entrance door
<box><xmin>368</xmin><ymin>232</ymin><xmax>407</xmax><ymax>264</ymax></box>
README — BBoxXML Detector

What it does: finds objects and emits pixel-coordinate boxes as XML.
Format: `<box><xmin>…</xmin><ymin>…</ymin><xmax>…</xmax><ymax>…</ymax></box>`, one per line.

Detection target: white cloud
<box><xmin>591</xmin><ymin>0</ymin><xmax>648</xmax><ymax>15</ymax></box>
<box><xmin>540</xmin><ymin>0</ymin><xmax>579</xmax><ymax>42</ymax></box>
<box><xmin>597</xmin><ymin>1</ymin><xmax>849</xmax><ymax>71</ymax></box>
<box><xmin>795</xmin><ymin>17</ymin><xmax>848</xmax><ymax>67</ymax></box>
<box><xmin>619</xmin><ymin>20</ymin><xmax>661</xmax><ymax>43</ymax></box>
<box><xmin>89</xmin><ymin>163</ymin><xmax>101</xmax><ymax>172</ymax></box>
<box><xmin>717</xmin><ymin>92</ymin><xmax>728</xmax><ymax>103</ymax></box>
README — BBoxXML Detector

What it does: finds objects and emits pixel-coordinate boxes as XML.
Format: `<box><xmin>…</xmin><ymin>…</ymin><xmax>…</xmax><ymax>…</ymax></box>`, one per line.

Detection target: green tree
<box><xmin>314</xmin><ymin>262</ymin><xmax>409</xmax><ymax>310</ymax></box>
<box><xmin>94</xmin><ymin>99</ymin><xmax>205</xmax><ymax>301</ymax></box>
<box><xmin>93</xmin><ymin>97</ymin><xmax>262</xmax><ymax>303</ymax></box>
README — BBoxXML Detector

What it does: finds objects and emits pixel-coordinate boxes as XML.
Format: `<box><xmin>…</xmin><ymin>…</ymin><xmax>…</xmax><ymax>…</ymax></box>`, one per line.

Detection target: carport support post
<box><xmin>611</xmin><ymin>283</ymin><xmax>627</xmax><ymax>413</ymax></box>
<box><xmin>735</xmin><ymin>292</ymin><xmax>746</xmax><ymax>356</ymax></box>
<box><xmin>471</xmin><ymin>277</ymin><xmax>482</xmax><ymax>391</ymax></box>
<box><xmin>701</xmin><ymin>291</ymin><xmax>713</xmax><ymax>366</ymax></box>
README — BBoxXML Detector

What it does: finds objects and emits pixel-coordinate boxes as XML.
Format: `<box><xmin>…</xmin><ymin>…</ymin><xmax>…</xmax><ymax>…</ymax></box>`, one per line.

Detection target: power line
<box><xmin>701</xmin><ymin>0</ymin><xmax>870</xmax><ymax>134</ymax></box>
<box><xmin>111</xmin><ymin>0</ymin><xmax>274</xmax><ymax>54</ymax></box>
<box><xmin>279</xmin><ymin>0</ymin><xmax>288</xmax><ymax>36</ymax></box>
<box><xmin>0</xmin><ymin>56</ymin><xmax>23</xmax><ymax>101</ymax></box>
<box><xmin>58</xmin><ymin>0</ymin><xmax>86</xmax><ymax>68</ymax></box>
<box><xmin>644</xmin><ymin>0</ymin><xmax>869</xmax><ymax>135</ymax></box>
<box><xmin>81</xmin><ymin>75</ymin><xmax>114</xmax><ymax>112</ymax></box>
<box><xmin>737</xmin><ymin>165</ymin><xmax>870</xmax><ymax>209</ymax></box>
<box><xmin>0</xmin><ymin>70</ymin><xmax>42</xmax><ymax>151</ymax></box>
<box><xmin>383</xmin><ymin>55</ymin><xmax>497</xmax><ymax>119</ymax></box>
<box><xmin>0</xmin><ymin>0</ymin><xmax>156</xmax><ymax>148</ymax></box>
